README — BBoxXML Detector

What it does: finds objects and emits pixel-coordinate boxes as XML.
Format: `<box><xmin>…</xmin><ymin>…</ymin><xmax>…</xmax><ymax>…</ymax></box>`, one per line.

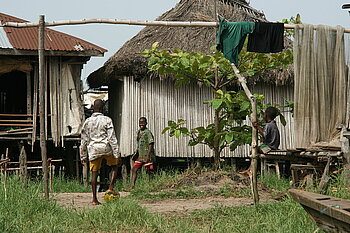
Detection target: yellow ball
<box><xmin>103</xmin><ymin>191</ymin><xmax>120</xmax><ymax>201</ymax></box>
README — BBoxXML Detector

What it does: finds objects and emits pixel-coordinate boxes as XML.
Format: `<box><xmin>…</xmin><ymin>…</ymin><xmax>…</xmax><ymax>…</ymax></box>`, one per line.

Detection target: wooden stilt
<box><xmin>274</xmin><ymin>160</ymin><xmax>281</xmax><ymax>179</ymax></box>
<box><xmin>83</xmin><ymin>161</ymin><xmax>89</xmax><ymax>187</ymax></box>
<box><xmin>75</xmin><ymin>146</ymin><xmax>80</xmax><ymax>181</ymax></box>
<box><xmin>4</xmin><ymin>148</ymin><xmax>8</xmax><ymax>200</ymax></box>
<box><xmin>48</xmin><ymin>159</ymin><xmax>52</xmax><ymax>192</ymax></box>
<box><xmin>318</xmin><ymin>157</ymin><xmax>332</xmax><ymax>191</ymax></box>
<box><xmin>19</xmin><ymin>142</ymin><xmax>28</xmax><ymax>188</ymax></box>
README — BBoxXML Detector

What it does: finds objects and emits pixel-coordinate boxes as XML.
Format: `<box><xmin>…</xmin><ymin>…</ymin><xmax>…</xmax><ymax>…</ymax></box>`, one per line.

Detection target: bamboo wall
<box><xmin>111</xmin><ymin>76</ymin><xmax>294</xmax><ymax>158</ymax></box>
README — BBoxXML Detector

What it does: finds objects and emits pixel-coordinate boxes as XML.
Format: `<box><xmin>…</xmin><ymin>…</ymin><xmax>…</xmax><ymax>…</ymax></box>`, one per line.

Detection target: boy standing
<box><xmin>240</xmin><ymin>106</ymin><xmax>280</xmax><ymax>175</ymax></box>
<box><xmin>124</xmin><ymin>117</ymin><xmax>155</xmax><ymax>191</ymax></box>
<box><xmin>80</xmin><ymin>99</ymin><xmax>121</xmax><ymax>205</ymax></box>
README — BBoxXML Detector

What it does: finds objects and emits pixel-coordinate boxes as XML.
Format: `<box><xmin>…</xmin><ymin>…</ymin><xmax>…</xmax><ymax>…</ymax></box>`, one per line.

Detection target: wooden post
<box><xmin>75</xmin><ymin>145</ymin><xmax>80</xmax><ymax>181</ymax></box>
<box><xmin>83</xmin><ymin>161</ymin><xmax>89</xmax><ymax>187</ymax></box>
<box><xmin>48</xmin><ymin>159</ymin><xmax>52</xmax><ymax>192</ymax></box>
<box><xmin>274</xmin><ymin>160</ymin><xmax>281</xmax><ymax>179</ymax></box>
<box><xmin>231</xmin><ymin>63</ymin><xmax>259</xmax><ymax>205</ymax></box>
<box><xmin>318</xmin><ymin>157</ymin><xmax>332</xmax><ymax>191</ymax></box>
<box><xmin>38</xmin><ymin>15</ymin><xmax>49</xmax><ymax>199</ymax></box>
<box><xmin>4</xmin><ymin>148</ymin><xmax>8</xmax><ymax>200</ymax></box>
<box><xmin>19</xmin><ymin>142</ymin><xmax>28</xmax><ymax>188</ymax></box>
<box><xmin>31</xmin><ymin>66</ymin><xmax>39</xmax><ymax>151</ymax></box>
<box><xmin>26</xmin><ymin>72</ymin><xmax>32</xmax><ymax>117</ymax></box>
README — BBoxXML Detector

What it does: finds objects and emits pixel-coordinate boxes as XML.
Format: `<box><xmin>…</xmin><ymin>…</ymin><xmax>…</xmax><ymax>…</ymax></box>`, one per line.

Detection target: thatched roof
<box><xmin>87</xmin><ymin>0</ymin><xmax>292</xmax><ymax>88</ymax></box>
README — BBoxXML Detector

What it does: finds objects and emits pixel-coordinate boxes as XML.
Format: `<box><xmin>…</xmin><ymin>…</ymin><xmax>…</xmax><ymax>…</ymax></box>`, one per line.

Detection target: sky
<box><xmin>2</xmin><ymin>0</ymin><xmax>350</xmax><ymax>89</ymax></box>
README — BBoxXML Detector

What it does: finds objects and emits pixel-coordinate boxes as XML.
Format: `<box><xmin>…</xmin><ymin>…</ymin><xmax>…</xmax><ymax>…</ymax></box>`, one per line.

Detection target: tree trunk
<box><xmin>213</xmin><ymin>108</ymin><xmax>221</xmax><ymax>169</ymax></box>
<box><xmin>213</xmin><ymin>67</ymin><xmax>221</xmax><ymax>169</ymax></box>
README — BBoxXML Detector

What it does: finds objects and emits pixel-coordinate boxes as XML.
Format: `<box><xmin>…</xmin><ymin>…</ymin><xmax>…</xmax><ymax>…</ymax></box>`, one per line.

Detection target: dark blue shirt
<box><xmin>264</xmin><ymin>120</ymin><xmax>280</xmax><ymax>150</ymax></box>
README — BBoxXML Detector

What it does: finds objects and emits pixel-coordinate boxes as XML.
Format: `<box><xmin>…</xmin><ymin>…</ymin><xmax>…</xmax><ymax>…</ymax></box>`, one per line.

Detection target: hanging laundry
<box><xmin>216</xmin><ymin>19</ymin><xmax>255</xmax><ymax>65</ymax></box>
<box><xmin>247</xmin><ymin>22</ymin><xmax>284</xmax><ymax>53</ymax></box>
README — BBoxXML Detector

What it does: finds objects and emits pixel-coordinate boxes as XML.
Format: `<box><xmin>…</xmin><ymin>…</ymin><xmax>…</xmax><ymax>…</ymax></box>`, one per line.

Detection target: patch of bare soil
<box><xmin>52</xmin><ymin>192</ymin><xmax>130</xmax><ymax>210</ymax></box>
<box><xmin>140</xmin><ymin>196</ymin><xmax>273</xmax><ymax>214</ymax></box>
<box><xmin>52</xmin><ymin>170</ymin><xmax>277</xmax><ymax>213</ymax></box>
<box><xmin>52</xmin><ymin>192</ymin><xmax>274</xmax><ymax>214</ymax></box>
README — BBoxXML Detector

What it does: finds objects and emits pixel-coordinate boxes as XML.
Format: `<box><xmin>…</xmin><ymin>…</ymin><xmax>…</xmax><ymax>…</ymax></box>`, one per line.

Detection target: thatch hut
<box><xmin>87</xmin><ymin>0</ymin><xmax>294</xmax><ymax>159</ymax></box>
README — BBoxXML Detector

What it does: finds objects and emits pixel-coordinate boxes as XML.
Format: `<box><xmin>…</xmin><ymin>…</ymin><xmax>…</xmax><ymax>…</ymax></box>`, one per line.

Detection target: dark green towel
<box><xmin>216</xmin><ymin>19</ymin><xmax>255</xmax><ymax>65</ymax></box>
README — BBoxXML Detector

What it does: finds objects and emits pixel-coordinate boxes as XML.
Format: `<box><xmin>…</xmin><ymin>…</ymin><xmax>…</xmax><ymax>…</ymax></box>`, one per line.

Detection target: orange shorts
<box><xmin>90</xmin><ymin>155</ymin><xmax>118</xmax><ymax>172</ymax></box>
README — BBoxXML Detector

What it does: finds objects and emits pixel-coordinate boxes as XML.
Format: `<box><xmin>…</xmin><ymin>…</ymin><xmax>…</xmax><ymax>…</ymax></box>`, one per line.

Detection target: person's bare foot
<box><xmin>106</xmin><ymin>189</ymin><xmax>115</xmax><ymax>194</ymax></box>
<box><xmin>91</xmin><ymin>200</ymin><xmax>101</xmax><ymax>205</ymax></box>
<box><xmin>122</xmin><ymin>187</ymin><xmax>134</xmax><ymax>192</ymax></box>
<box><xmin>239</xmin><ymin>170</ymin><xmax>251</xmax><ymax>175</ymax></box>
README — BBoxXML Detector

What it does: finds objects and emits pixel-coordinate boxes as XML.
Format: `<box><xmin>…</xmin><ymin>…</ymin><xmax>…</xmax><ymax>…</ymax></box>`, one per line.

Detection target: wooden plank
<box><xmin>291</xmin><ymin>164</ymin><xmax>324</xmax><ymax>170</ymax></box>
<box><xmin>0</xmin><ymin>120</ymin><xmax>34</xmax><ymax>123</ymax></box>
<box><xmin>0</xmin><ymin>124</ymin><xmax>33</xmax><ymax>127</ymax></box>
<box><xmin>289</xmin><ymin>189</ymin><xmax>350</xmax><ymax>225</ymax></box>
<box><xmin>8</xmin><ymin>159</ymin><xmax>62</xmax><ymax>164</ymax></box>
<box><xmin>0</xmin><ymin>114</ymin><xmax>33</xmax><ymax>117</ymax></box>
<box><xmin>0</xmin><ymin>131</ymin><xmax>32</xmax><ymax>136</ymax></box>
<box><xmin>6</xmin><ymin>127</ymin><xmax>33</xmax><ymax>133</ymax></box>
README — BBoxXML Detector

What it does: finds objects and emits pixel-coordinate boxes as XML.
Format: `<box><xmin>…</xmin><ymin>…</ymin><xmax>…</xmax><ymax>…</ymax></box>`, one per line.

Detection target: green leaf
<box><xmin>240</xmin><ymin>101</ymin><xmax>250</xmax><ymax>111</ymax></box>
<box><xmin>216</xmin><ymin>90</ymin><xmax>224</xmax><ymax>95</ymax></box>
<box><xmin>188</xmin><ymin>140</ymin><xmax>199</xmax><ymax>146</ymax></box>
<box><xmin>211</xmin><ymin>99</ymin><xmax>223</xmax><ymax>109</ymax></box>
<box><xmin>175</xmin><ymin>130</ymin><xmax>181</xmax><ymax>138</ymax></box>
<box><xmin>161</xmin><ymin>127</ymin><xmax>170</xmax><ymax>134</ymax></box>
<box><xmin>225</xmin><ymin>133</ymin><xmax>234</xmax><ymax>143</ymax></box>
<box><xmin>168</xmin><ymin>120</ymin><xmax>176</xmax><ymax>128</ymax></box>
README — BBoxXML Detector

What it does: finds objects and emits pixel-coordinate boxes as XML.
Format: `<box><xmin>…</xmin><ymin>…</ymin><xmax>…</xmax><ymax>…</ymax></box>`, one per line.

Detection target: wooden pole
<box><xmin>3</xmin><ymin>19</ymin><xmax>218</xmax><ymax>28</ymax></box>
<box><xmin>4</xmin><ymin>148</ymin><xmax>8</xmax><ymax>200</ymax></box>
<box><xmin>38</xmin><ymin>15</ymin><xmax>49</xmax><ymax>199</ymax></box>
<box><xmin>231</xmin><ymin>63</ymin><xmax>259</xmax><ymax>205</ymax></box>
<box><xmin>32</xmin><ymin>66</ymin><xmax>39</xmax><ymax>151</ymax></box>
<box><xmin>83</xmin><ymin>161</ymin><xmax>89</xmax><ymax>187</ymax></box>
<box><xmin>3</xmin><ymin>19</ymin><xmax>350</xmax><ymax>33</ymax></box>
<box><xmin>19</xmin><ymin>141</ymin><xmax>28</xmax><ymax>188</ymax></box>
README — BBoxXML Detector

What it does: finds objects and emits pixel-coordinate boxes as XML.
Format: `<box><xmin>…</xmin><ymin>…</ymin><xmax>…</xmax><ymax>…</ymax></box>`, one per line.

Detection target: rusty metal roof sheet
<box><xmin>0</xmin><ymin>13</ymin><xmax>107</xmax><ymax>54</ymax></box>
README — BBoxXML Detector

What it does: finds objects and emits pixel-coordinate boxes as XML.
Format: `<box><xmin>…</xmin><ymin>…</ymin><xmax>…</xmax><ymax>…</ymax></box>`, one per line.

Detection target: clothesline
<box><xmin>2</xmin><ymin>18</ymin><xmax>350</xmax><ymax>33</ymax></box>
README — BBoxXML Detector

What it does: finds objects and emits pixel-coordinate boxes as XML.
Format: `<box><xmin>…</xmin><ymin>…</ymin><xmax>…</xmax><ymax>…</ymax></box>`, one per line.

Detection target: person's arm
<box><xmin>146</xmin><ymin>143</ymin><xmax>154</xmax><ymax>162</ymax></box>
<box><xmin>146</xmin><ymin>130</ymin><xmax>155</xmax><ymax>162</ymax></box>
<box><xmin>252</xmin><ymin>122</ymin><xmax>265</xmax><ymax>138</ymax></box>
<box><xmin>80</xmin><ymin>122</ymin><xmax>88</xmax><ymax>165</ymax></box>
<box><xmin>106</xmin><ymin>118</ymin><xmax>122</xmax><ymax>165</ymax></box>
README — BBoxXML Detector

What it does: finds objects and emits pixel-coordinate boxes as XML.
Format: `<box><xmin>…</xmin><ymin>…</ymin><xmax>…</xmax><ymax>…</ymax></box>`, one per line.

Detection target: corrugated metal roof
<box><xmin>0</xmin><ymin>24</ymin><xmax>12</xmax><ymax>48</ymax></box>
<box><xmin>0</xmin><ymin>13</ymin><xmax>107</xmax><ymax>53</ymax></box>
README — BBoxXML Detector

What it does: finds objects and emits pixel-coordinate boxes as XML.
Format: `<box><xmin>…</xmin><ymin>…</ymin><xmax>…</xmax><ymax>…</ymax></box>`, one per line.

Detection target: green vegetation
<box><xmin>2</xmin><ymin>170</ymin><xmax>348</xmax><ymax>232</ymax></box>
<box><xmin>50</xmin><ymin>176</ymin><xmax>90</xmax><ymax>193</ymax></box>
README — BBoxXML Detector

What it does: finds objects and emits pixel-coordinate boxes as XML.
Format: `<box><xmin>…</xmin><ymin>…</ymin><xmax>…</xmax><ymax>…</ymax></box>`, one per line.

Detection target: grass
<box><xmin>50</xmin><ymin>176</ymin><xmax>90</xmax><ymax>193</ymax></box>
<box><xmin>1</xmin><ymin>169</ymin><xmax>349</xmax><ymax>232</ymax></box>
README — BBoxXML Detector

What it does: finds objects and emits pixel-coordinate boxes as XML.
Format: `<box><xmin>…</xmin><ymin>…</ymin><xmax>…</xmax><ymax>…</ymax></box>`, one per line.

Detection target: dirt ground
<box><xmin>52</xmin><ymin>171</ymin><xmax>277</xmax><ymax>214</ymax></box>
<box><xmin>52</xmin><ymin>192</ymin><xmax>274</xmax><ymax>213</ymax></box>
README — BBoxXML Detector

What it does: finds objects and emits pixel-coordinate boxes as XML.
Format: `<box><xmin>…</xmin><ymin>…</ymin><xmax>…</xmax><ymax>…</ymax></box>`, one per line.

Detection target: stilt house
<box><xmin>0</xmin><ymin>13</ymin><xmax>106</xmax><ymax>174</ymax></box>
